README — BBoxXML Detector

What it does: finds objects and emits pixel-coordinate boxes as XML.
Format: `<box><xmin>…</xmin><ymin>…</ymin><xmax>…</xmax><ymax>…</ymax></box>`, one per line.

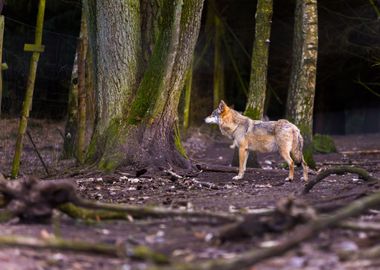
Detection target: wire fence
<box><xmin>2</xmin><ymin>16</ymin><xmax>78</xmax><ymax>119</ymax></box>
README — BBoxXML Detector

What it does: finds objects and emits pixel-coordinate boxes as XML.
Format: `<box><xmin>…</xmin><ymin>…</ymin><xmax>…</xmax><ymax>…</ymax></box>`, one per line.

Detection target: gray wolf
<box><xmin>205</xmin><ymin>100</ymin><xmax>308</xmax><ymax>181</ymax></box>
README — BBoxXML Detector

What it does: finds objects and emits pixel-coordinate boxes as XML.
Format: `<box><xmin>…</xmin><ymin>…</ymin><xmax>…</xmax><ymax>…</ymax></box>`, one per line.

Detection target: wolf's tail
<box><xmin>291</xmin><ymin>130</ymin><xmax>304</xmax><ymax>164</ymax></box>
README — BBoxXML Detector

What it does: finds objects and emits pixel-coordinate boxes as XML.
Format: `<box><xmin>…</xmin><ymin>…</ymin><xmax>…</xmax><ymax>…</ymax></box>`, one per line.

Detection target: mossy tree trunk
<box><xmin>213</xmin><ymin>13</ymin><xmax>224</xmax><ymax>109</ymax></box>
<box><xmin>183</xmin><ymin>60</ymin><xmax>193</xmax><ymax>130</ymax></box>
<box><xmin>286</xmin><ymin>0</ymin><xmax>318</xmax><ymax>168</ymax></box>
<box><xmin>84</xmin><ymin>0</ymin><xmax>204</xmax><ymax>171</ymax></box>
<box><xmin>233</xmin><ymin>0</ymin><xmax>273</xmax><ymax>169</ymax></box>
<box><xmin>244</xmin><ymin>0</ymin><xmax>273</xmax><ymax>120</ymax></box>
<box><xmin>76</xmin><ymin>10</ymin><xmax>88</xmax><ymax>164</ymax></box>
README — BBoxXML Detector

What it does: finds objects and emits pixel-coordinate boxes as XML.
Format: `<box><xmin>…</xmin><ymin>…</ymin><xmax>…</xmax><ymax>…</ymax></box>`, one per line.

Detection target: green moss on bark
<box><xmin>313</xmin><ymin>134</ymin><xmax>337</xmax><ymax>153</ymax></box>
<box><xmin>303</xmin><ymin>143</ymin><xmax>316</xmax><ymax>169</ymax></box>
<box><xmin>174</xmin><ymin>123</ymin><xmax>188</xmax><ymax>159</ymax></box>
<box><xmin>244</xmin><ymin>106</ymin><xmax>262</xmax><ymax>120</ymax></box>
<box><xmin>296</xmin><ymin>122</ymin><xmax>316</xmax><ymax>169</ymax></box>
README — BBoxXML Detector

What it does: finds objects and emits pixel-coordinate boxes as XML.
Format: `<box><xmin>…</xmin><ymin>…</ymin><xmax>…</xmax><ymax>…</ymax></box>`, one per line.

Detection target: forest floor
<box><xmin>1</xmin><ymin>118</ymin><xmax>380</xmax><ymax>270</ymax></box>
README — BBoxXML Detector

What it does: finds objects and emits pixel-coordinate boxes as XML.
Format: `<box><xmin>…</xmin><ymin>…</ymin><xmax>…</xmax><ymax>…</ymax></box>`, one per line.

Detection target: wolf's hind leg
<box><xmin>301</xmin><ymin>157</ymin><xmax>308</xmax><ymax>181</ymax></box>
<box><xmin>279</xmin><ymin>149</ymin><xmax>294</xmax><ymax>181</ymax></box>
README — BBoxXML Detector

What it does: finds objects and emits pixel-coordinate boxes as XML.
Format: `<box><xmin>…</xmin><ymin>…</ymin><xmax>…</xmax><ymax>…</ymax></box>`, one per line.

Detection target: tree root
<box><xmin>155</xmin><ymin>190</ymin><xmax>380</xmax><ymax>270</ymax></box>
<box><xmin>0</xmin><ymin>235</ymin><xmax>169</xmax><ymax>264</ymax></box>
<box><xmin>302</xmin><ymin>166</ymin><xmax>379</xmax><ymax>194</ymax></box>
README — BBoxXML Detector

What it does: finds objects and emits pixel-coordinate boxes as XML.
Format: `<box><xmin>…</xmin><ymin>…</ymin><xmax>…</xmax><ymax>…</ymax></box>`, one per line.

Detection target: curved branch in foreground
<box><xmin>302</xmin><ymin>166</ymin><xmax>378</xmax><ymax>194</ymax></box>
<box><xmin>0</xmin><ymin>235</ymin><xmax>169</xmax><ymax>264</ymax></box>
<box><xmin>157</xmin><ymin>190</ymin><xmax>380</xmax><ymax>270</ymax></box>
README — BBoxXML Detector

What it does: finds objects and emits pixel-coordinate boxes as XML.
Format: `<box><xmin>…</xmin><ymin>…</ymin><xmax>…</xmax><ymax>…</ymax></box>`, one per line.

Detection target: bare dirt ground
<box><xmin>1</xmin><ymin>118</ymin><xmax>380</xmax><ymax>270</ymax></box>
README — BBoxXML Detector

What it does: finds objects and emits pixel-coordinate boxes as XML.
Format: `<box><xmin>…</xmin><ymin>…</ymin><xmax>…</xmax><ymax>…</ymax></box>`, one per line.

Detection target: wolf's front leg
<box><xmin>233</xmin><ymin>145</ymin><xmax>249</xmax><ymax>180</ymax></box>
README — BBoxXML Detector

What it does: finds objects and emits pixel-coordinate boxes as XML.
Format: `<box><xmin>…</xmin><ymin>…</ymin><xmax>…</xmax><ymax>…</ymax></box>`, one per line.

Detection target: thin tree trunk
<box><xmin>244</xmin><ymin>0</ymin><xmax>273</xmax><ymax>120</ymax></box>
<box><xmin>213</xmin><ymin>14</ymin><xmax>224</xmax><ymax>109</ymax></box>
<box><xmin>77</xmin><ymin>12</ymin><xmax>88</xmax><ymax>164</ymax></box>
<box><xmin>286</xmin><ymin>0</ymin><xmax>318</xmax><ymax>168</ymax></box>
<box><xmin>234</xmin><ymin>0</ymin><xmax>273</xmax><ymax>169</ymax></box>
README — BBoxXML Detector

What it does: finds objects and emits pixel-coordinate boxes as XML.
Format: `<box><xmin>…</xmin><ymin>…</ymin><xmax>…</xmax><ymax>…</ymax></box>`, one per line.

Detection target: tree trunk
<box><xmin>85</xmin><ymin>0</ymin><xmax>204</xmax><ymax>171</ymax></box>
<box><xmin>233</xmin><ymin>0</ymin><xmax>273</xmax><ymax>169</ymax></box>
<box><xmin>77</xmin><ymin>11</ymin><xmax>88</xmax><ymax>164</ymax></box>
<box><xmin>244</xmin><ymin>0</ymin><xmax>273</xmax><ymax>120</ymax></box>
<box><xmin>213</xmin><ymin>14</ymin><xmax>224</xmax><ymax>109</ymax></box>
<box><xmin>62</xmin><ymin>45</ymin><xmax>79</xmax><ymax>159</ymax></box>
<box><xmin>183</xmin><ymin>60</ymin><xmax>193</xmax><ymax>130</ymax></box>
<box><xmin>286</xmin><ymin>0</ymin><xmax>318</xmax><ymax>168</ymax></box>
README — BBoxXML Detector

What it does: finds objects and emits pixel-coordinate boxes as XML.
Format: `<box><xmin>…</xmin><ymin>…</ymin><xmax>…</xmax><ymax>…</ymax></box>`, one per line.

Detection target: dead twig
<box><xmin>26</xmin><ymin>130</ymin><xmax>50</xmax><ymax>176</ymax></box>
<box><xmin>302</xmin><ymin>166</ymin><xmax>378</xmax><ymax>194</ymax></box>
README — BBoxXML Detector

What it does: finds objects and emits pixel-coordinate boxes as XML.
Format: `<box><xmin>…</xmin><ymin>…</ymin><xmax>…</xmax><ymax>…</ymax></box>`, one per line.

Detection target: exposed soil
<box><xmin>1</xmin><ymin>118</ymin><xmax>380</xmax><ymax>270</ymax></box>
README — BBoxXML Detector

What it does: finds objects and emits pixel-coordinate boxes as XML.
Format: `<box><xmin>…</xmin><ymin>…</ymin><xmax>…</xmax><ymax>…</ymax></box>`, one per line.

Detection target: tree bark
<box><xmin>244</xmin><ymin>0</ymin><xmax>273</xmax><ymax>120</ymax></box>
<box><xmin>286</xmin><ymin>0</ymin><xmax>318</xmax><ymax>168</ymax></box>
<box><xmin>62</xmin><ymin>44</ymin><xmax>79</xmax><ymax>159</ymax></box>
<box><xmin>84</xmin><ymin>0</ymin><xmax>204</xmax><ymax>170</ymax></box>
<box><xmin>183</xmin><ymin>61</ymin><xmax>193</xmax><ymax>130</ymax></box>
<box><xmin>213</xmin><ymin>13</ymin><xmax>224</xmax><ymax>109</ymax></box>
<box><xmin>77</xmin><ymin>10</ymin><xmax>88</xmax><ymax>164</ymax></box>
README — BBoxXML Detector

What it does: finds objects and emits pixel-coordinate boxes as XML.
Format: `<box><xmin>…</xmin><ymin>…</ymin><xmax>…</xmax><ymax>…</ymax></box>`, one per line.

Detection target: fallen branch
<box><xmin>72</xmin><ymin>197</ymin><xmax>239</xmax><ymax>223</ymax></box>
<box><xmin>0</xmin><ymin>176</ymin><xmax>239</xmax><ymax>224</ymax></box>
<box><xmin>0</xmin><ymin>235</ymin><xmax>169</xmax><ymax>264</ymax></box>
<box><xmin>341</xmin><ymin>149</ymin><xmax>380</xmax><ymax>156</ymax></box>
<box><xmin>197</xmin><ymin>164</ymin><xmax>284</xmax><ymax>174</ymax></box>
<box><xmin>158</xmin><ymin>190</ymin><xmax>380</xmax><ymax>270</ymax></box>
<box><xmin>302</xmin><ymin>166</ymin><xmax>378</xmax><ymax>194</ymax></box>
<box><xmin>338</xmin><ymin>220</ymin><xmax>380</xmax><ymax>232</ymax></box>
<box><xmin>322</xmin><ymin>160</ymin><xmax>380</xmax><ymax>166</ymax></box>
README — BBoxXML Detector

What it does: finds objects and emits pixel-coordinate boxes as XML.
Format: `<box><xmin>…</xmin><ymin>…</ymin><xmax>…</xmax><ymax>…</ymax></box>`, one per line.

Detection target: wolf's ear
<box><xmin>219</xmin><ymin>100</ymin><xmax>228</xmax><ymax>111</ymax></box>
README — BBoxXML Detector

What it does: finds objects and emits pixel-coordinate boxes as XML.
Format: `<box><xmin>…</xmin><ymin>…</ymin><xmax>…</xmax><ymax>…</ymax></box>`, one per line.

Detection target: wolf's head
<box><xmin>205</xmin><ymin>100</ymin><xmax>229</xmax><ymax>125</ymax></box>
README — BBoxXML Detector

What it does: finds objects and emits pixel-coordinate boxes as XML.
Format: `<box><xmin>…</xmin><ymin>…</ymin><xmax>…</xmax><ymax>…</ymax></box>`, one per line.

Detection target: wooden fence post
<box><xmin>11</xmin><ymin>0</ymin><xmax>46</xmax><ymax>178</ymax></box>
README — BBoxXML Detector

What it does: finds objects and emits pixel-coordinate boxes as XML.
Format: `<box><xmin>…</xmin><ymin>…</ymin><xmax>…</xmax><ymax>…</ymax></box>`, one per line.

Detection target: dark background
<box><xmin>1</xmin><ymin>0</ymin><xmax>379</xmax><ymax>134</ymax></box>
